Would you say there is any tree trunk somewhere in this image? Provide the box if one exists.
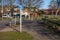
[52,10,54,15]
[52,10,54,18]
[55,9,59,17]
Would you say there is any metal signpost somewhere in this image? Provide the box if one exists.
[18,5,23,32]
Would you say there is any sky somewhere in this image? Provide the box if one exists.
[0,0,51,9]
[40,0,51,9]
[14,0,51,9]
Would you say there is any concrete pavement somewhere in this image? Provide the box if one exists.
[0,20,60,40]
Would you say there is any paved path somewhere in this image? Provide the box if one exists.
[0,20,60,40]
[0,20,13,32]
[14,20,60,40]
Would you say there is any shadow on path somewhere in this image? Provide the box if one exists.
[22,20,60,40]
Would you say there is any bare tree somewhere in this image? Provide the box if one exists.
[55,0,60,16]
[18,0,43,9]
[49,0,56,15]
[8,0,15,8]
[49,0,60,17]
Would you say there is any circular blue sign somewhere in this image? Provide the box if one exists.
[18,5,23,10]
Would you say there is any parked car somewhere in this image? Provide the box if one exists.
[2,14,12,18]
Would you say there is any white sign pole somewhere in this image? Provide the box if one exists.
[20,10,22,32]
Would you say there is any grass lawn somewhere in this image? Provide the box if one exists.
[0,31,33,40]
[0,17,11,20]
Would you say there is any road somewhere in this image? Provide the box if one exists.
[0,20,60,40]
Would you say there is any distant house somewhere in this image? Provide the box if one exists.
[42,9,52,15]
[42,9,59,15]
